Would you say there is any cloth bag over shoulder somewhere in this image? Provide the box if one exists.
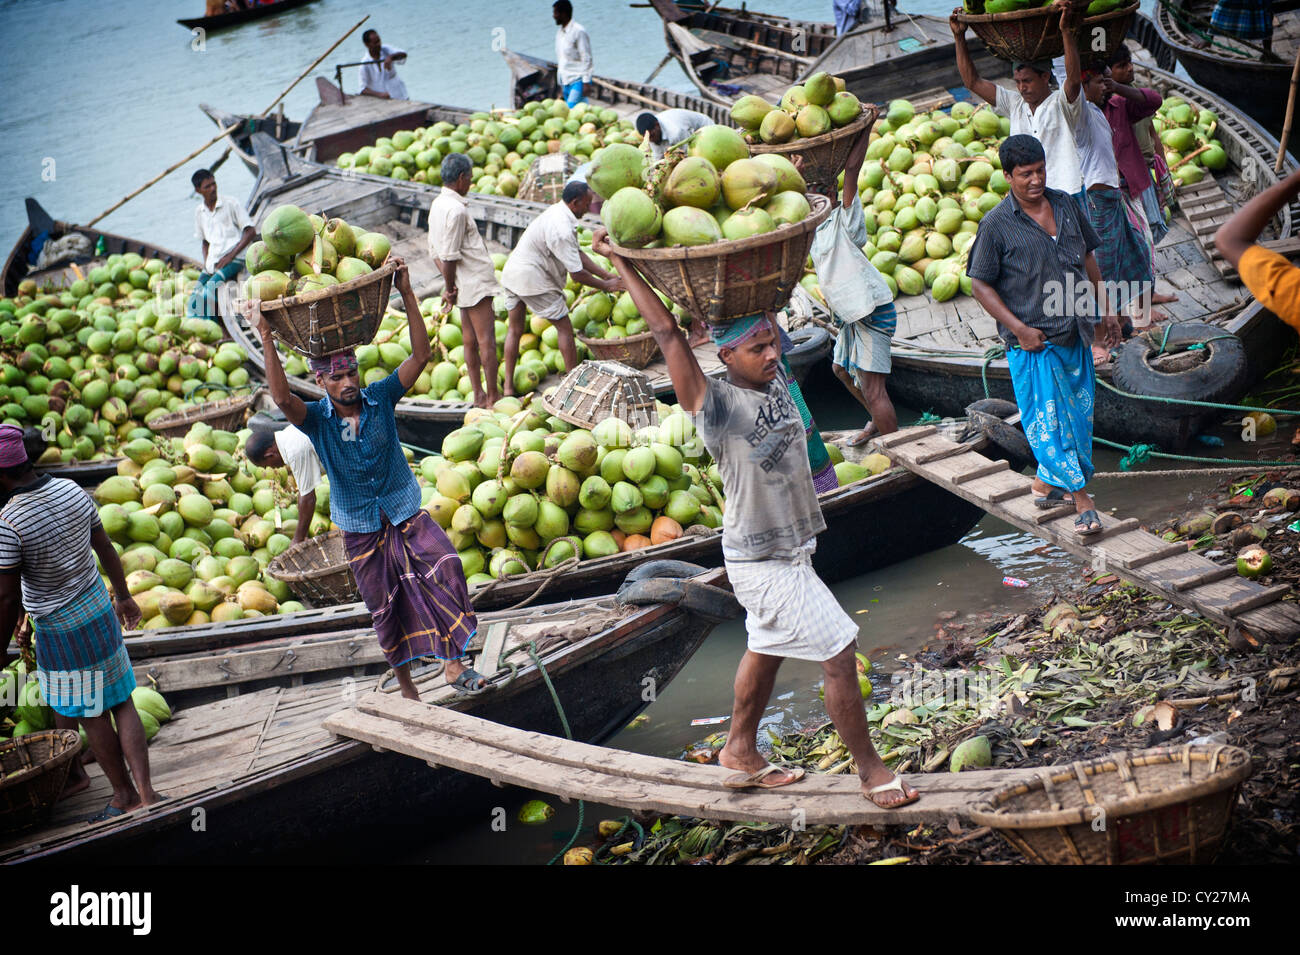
[808,200,894,324]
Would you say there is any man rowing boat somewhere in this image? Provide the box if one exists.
[593,232,919,810]
[250,260,486,699]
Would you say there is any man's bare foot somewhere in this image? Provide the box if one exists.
[485,391,501,407]
[1091,345,1111,365]
[59,771,92,801]
[472,393,489,409]
[1152,292,1179,304]
[862,769,920,808]
[846,423,879,448]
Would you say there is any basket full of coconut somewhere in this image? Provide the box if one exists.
[952,0,1137,64]
[589,124,832,326]
[242,203,396,359]
[730,71,878,194]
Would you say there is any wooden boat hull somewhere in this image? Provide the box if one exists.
[177,0,320,31]
[6,594,719,862]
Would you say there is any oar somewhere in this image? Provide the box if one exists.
[86,16,371,228]
[208,16,372,170]
[1276,46,1300,175]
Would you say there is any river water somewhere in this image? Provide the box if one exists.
[3,0,1253,863]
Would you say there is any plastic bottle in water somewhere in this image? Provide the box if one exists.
[94,236,106,256]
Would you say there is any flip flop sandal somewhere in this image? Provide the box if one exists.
[865,775,920,809]
[845,428,876,448]
[1034,488,1075,510]
[450,667,490,696]
[723,764,806,790]
[1074,509,1104,539]
[87,802,128,824]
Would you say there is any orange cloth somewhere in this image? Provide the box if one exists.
[1239,245,1300,331]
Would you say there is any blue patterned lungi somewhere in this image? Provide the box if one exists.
[1007,337,1096,493]
[32,581,135,718]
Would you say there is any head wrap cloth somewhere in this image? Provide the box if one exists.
[310,349,358,376]
[0,425,28,467]
[709,313,793,354]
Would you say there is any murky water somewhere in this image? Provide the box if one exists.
[4,0,1251,863]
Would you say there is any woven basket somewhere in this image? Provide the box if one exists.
[1,729,82,833]
[147,386,264,438]
[578,330,662,370]
[539,360,659,430]
[748,105,878,194]
[614,193,832,326]
[267,529,360,606]
[517,152,584,204]
[258,257,397,358]
[953,1,1138,63]
[968,743,1251,865]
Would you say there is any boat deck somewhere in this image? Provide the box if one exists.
[1,600,628,862]
[1164,0,1299,65]
[294,99,473,163]
[881,424,1300,643]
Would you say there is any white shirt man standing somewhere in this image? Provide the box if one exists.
[554,0,593,107]
[359,29,408,100]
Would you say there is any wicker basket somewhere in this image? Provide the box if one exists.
[517,152,584,204]
[1,729,82,833]
[267,529,360,606]
[147,386,264,438]
[578,330,662,370]
[748,105,878,194]
[953,1,1138,63]
[258,257,397,358]
[539,360,659,430]
[614,193,832,326]
[968,743,1252,865]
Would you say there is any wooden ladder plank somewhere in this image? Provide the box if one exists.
[1213,584,1292,617]
[1170,564,1236,592]
[876,425,935,448]
[1110,540,1192,571]
[952,459,1010,485]
[474,621,511,680]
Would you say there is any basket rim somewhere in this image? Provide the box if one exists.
[268,530,351,583]
[952,0,1138,26]
[0,729,82,793]
[259,255,399,312]
[967,744,1252,829]
[613,193,833,262]
[748,104,879,158]
[578,329,658,346]
[146,387,263,431]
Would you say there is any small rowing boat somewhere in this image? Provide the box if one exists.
[177,0,320,32]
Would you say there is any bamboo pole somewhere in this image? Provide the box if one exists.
[86,16,370,228]
[1276,46,1300,175]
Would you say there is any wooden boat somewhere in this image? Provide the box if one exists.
[846,61,1299,451]
[502,49,730,125]
[1153,0,1300,133]
[199,103,302,176]
[646,0,991,107]
[177,0,320,31]
[1,578,729,862]
[2,199,198,481]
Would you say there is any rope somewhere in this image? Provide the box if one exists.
[1094,376,1300,417]
[1091,464,1300,479]
[593,817,646,863]
[1092,434,1300,471]
[497,639,584,866]
[981,344,1006,399]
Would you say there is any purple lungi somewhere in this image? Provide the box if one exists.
[344,509,477,667]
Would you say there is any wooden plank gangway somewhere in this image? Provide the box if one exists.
[324,694,1048,825]
[879,425,1300,643]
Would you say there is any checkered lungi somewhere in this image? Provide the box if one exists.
[1086,187,1154,309]
[1210,0,1274,38]
[725,540,858,662]
[32,581,135,718]
[833,319,893,376]
[344,509,477,667]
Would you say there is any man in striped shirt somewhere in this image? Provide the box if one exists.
[0,427,161,819]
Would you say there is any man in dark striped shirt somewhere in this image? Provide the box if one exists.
[966,134,1122,539]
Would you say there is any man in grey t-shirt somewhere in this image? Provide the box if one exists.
[594,231,920,810]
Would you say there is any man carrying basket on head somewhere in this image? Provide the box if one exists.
[248,258,487,700]
[591,233,919,810]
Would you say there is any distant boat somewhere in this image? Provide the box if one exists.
[177,0,321,32]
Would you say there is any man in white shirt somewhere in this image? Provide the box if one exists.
[359,29,408,100]
[951,3,1087,212]
[554,1,593,107]
[188,167,254,323]
[635,109,714,161]
[498,181,621,395]
[245,426,325,546]
[429,153,503,408]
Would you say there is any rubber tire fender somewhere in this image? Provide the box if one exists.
[622,560,709,584]
[1111,322,1249,419]
[964,398,1033,463]
[616,577,743,623]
